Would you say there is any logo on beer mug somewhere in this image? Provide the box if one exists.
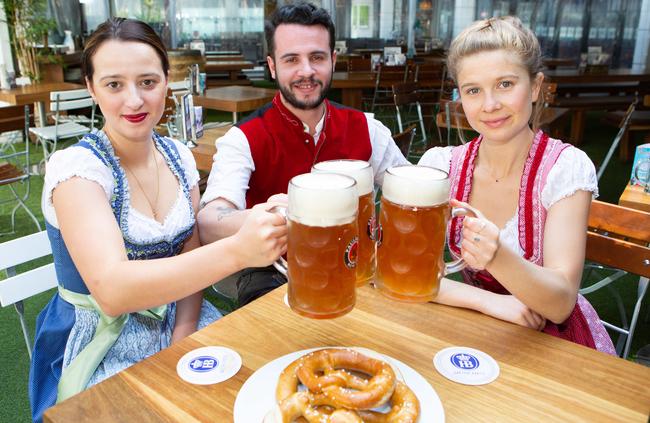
[345,236,359,269]
[312,159,376,286]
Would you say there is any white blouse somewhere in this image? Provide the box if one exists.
[418,145,599,255]
[42,134,200,243]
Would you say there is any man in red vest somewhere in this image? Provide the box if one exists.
[197,2,408,306]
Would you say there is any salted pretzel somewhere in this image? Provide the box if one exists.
[357,381,420,423]
[294,348,397,410]
[265,391,363,423]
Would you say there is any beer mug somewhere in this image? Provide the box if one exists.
[376,165,475,303]
[312,160,376,285]
[274,173,359,319]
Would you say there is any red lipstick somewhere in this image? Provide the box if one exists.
[123,113,147,123]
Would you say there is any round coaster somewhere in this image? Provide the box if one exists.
[433,346,499,385]
[176,346,242,385]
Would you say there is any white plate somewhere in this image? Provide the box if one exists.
[234,347,445,422]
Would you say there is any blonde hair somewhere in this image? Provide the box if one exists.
[447,16,542,81]
[447,16,546,132]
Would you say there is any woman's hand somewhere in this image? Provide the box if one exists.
[233,202,288,268]
[451,199,499,271]
[480,293,547,331]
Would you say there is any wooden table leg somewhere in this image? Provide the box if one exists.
[570,110,585,145]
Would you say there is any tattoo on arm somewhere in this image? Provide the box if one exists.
[214,206,238,222]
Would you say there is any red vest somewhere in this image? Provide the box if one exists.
[237,93,372,208]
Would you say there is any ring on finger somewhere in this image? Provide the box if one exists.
[473,236,480,242]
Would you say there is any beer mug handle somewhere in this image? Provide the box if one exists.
[444,206,479,275]
[270,205,288,276]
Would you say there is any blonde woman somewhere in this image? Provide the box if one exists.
[420,16,615,354]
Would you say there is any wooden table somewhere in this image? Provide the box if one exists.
[43,285,650,422]
[619,184,650,212]
[193,86,276,122]
[205,60,255,81]
[189,125,232,172]
[0,82,83,126]
[544,69,650,142]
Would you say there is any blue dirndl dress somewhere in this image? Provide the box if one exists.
[29,131,221,422]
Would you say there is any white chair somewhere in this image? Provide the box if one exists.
[579,200,650,359]
[0,231,57,358]
[29,88,95,163]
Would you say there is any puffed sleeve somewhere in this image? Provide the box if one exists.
[171,138,200,189]
[417,146,453,173]
[541,146,599,209]
[42,146,113,227]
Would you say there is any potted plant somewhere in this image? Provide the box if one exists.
[2,0,57,81]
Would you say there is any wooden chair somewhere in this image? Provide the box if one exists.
[392,124,417,159]
[392,82,433,145]
[0,231,57,358]
[580,200,650,358]
[602,95,650,161]
[371,64,409,115]
[0,104,41,234]
[537,82,570,138]
[436,100,474,145]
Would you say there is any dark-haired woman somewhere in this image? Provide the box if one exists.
[29,18,287,421]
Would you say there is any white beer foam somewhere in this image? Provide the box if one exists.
[312,160,374,196]
[382,165,449,207]
[289,173,358,226]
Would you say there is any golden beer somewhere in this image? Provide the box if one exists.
[376,165,472,303]
[287,219,358,319]
[275,172,359,319]
[312,160,376,285]
[377,198,449,302]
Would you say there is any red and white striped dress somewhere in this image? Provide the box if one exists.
[419,130,616,354]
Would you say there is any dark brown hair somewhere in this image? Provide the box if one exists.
[82,18,169,82]
[265,2,335,58]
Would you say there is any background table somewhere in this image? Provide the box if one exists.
[189,125,231,172]
[0,82,84,126]
[619,184,650,212]
[193,86,276,122]
[44,285,650,422]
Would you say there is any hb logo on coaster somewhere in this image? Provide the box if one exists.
[344,237,359,269]
[189,356,219,373]
[450,353,479,370]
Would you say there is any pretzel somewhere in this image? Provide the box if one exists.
[266,392,363,423]
[357,381,420,423]
[295,348,396,410]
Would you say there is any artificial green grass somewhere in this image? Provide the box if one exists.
[1,110,648,423]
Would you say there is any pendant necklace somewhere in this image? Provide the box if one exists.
[123,143,160,220]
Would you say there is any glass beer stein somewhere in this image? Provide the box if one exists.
[274,173,359,319]
[376,165,475,303]
[312,160,376,285]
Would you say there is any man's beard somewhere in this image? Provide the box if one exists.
[277,75,332,110]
